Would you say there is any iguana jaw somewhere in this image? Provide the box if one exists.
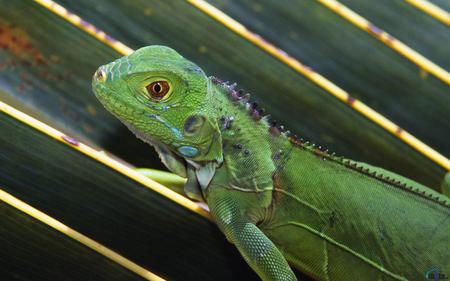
[121,116,220,197]
[119,118,188,178]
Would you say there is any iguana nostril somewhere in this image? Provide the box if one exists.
[94,68,107,83]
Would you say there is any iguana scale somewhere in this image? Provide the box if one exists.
[92,46,450,281]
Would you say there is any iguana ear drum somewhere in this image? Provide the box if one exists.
[184,115,206,136]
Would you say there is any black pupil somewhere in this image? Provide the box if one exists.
[153,83,162,93]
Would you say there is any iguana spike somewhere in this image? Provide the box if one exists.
[313,148,321,156]
[230,90,241,102]
[269,127,281,136]
[261,115,270,122]
[210,76,222,84]
[251,109,262,121]
[269,121,281,136]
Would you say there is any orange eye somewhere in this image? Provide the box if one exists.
[146,81,170,100]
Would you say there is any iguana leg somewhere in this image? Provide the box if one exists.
[135,166,206,202]
[207,188,297,281]
[135,168,186,194]
[441,172,450,197]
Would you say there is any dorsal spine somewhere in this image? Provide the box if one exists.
[210,76,449,208]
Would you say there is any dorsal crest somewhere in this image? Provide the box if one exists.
[211,76,449,208]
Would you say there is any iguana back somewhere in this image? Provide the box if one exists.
[263,139,449,280]
[206,78,449,280]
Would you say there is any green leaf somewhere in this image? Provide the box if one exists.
[0,201,147,281]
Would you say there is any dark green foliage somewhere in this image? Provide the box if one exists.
[0,202,146,281]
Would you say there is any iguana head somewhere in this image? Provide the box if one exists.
[92,46,223,164]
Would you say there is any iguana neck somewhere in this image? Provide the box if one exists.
[206,77,285,190]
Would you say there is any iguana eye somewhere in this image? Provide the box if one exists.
[146,81,170,101]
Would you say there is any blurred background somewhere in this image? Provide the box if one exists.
[0,1,449,280]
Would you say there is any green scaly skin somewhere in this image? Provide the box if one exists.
[92,46,450,281]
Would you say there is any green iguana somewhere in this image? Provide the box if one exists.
[92,46,450,281]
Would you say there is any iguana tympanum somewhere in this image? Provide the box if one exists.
[92,46,449,281]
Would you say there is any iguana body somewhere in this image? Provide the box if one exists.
[92,46,450,281]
